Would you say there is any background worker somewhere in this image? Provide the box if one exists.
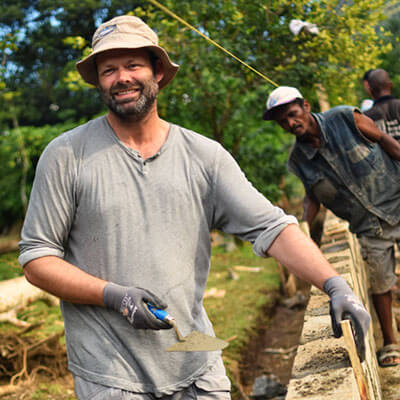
[19,16,370,399]
[262,86,400,368]
[364,68,400,142]
[362,69,375,98]
[360,69,375,112]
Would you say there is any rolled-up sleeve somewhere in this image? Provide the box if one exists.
[212,145,298,257]
[19,135,76,267]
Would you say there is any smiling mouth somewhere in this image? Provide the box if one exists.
[111,88,142,104]
[113,87,140,96]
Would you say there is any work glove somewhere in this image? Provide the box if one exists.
[103,282,171,330]
[323,276,370,360]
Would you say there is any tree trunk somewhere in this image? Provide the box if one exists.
[315,83,330,112]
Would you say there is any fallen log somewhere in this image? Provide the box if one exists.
[0,276,58,314]
[0,276,58,326]
[0,384,17,398]
[0,239,19,255]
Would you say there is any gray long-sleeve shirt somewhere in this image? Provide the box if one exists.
[19,116,297,396]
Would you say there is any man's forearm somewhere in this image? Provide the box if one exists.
[266,224,338,290]
[355,111,400,160]
[24,256,107,305]
[377,132,400,160]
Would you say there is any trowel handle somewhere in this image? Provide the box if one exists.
[147,303,175,325]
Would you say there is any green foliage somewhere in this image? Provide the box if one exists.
[0,251,22,279]
[0,0,393,227]
[130,1,389,197]
[0,121,81,230]
[31,383,75,400]
[378,2,400,99]
[236,122,295,202]
[0,0,143,128]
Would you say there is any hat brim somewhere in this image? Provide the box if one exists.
[262,97,299,120]
[76,36,179,89]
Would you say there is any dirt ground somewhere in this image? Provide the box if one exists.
[239,299,308,398]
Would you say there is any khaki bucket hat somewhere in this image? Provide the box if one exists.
[76,15,179,89]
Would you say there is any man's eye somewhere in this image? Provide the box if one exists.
[101,68,114,75]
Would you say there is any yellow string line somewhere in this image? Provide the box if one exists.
[147,0,278,87]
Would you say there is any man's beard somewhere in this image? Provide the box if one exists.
[99,76,159,121]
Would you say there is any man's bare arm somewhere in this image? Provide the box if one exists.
[354,111,400,160]
[266,224,338,290]
[24,256,107,305]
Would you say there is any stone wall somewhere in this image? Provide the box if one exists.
[286,211,382,399]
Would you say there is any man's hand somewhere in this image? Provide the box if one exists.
[103,283,172,330]
[323,276,371,339]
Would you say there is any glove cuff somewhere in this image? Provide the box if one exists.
[323,275,353,298]
[103,282,126,311]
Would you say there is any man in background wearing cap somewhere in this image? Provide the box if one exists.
[364,69,400,142]
[263,86,400,368]
[19,15,370,399]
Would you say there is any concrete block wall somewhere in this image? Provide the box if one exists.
[286,211,382,400]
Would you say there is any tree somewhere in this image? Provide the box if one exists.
[378,2,400,98]
[0,0,145,128]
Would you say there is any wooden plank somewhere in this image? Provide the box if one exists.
[341,320,370,400]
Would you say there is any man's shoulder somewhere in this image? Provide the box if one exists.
[317,105,356,128]
[321,105,355,118]
[173,124,220,146]
[171,124,235,173]
[39,116,107,166]
[364,96,400,119]
[172,124,223,156]
[45,116,106,151]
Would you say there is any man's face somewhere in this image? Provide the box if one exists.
[96,48,163,121]
[272,101,314,140]
[363,80,371,97]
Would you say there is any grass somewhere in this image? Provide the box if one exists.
[0,251,23,280]
[31,382,75,400]
[0,237,281,399]
[206,240,281,396]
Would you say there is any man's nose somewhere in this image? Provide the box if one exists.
[116,68,131,82]
[287,118,296,129]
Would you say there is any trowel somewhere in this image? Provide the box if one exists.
[147,304,229,352]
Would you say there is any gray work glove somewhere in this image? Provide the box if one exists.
[103,282,171,330]
[323,276,371,343]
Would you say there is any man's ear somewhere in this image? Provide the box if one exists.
[155,59,164,85]
[303,100,311,112]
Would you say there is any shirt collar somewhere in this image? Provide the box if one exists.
[373,95,396,105]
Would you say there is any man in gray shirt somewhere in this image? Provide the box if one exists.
[19,15,370,399]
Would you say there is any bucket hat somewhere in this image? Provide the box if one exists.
[262,86,303,120]
[76,15,179,89]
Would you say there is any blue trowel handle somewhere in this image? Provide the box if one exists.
[147,303,175,325]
